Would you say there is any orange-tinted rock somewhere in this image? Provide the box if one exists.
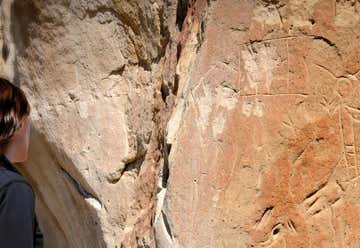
[1,0,360,247]
[160,0,360,247]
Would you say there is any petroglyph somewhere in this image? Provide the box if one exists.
[160,1,360,247]
[194,82,238,137]
[255,206,274,230]
[241,42,281,91]
[241,97,265,117]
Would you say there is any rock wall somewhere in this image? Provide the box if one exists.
[161,0,360,247]
[0,0,359,247]
[0,0,179,247]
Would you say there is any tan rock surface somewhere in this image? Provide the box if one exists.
[1,0,178,247]
[1,0,360,247]
[160,0,360,247]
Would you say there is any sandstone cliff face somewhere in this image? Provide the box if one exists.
[161,0,360,247]
[0,0,360,247]
[1,0,178,247]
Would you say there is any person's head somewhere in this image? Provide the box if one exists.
[0,78,31,163]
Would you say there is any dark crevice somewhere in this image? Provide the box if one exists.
[255,206,273,227]
[200,19,206,35]
[60,166,102,205]
[161,211,173,239]
[273,227,280,235]
[287,219,296,231]
[195,3,209,53]
[172,39,182,96]
[292,148,306,163]
[336,180,345,192]
[2,42,9,61]
[304,181,327,200]
[312,209,322,215]
[162,143,171,188]
[308,197,318,208]
[271,223,283,235]
[173,74,179,95]
[313,36,336,47]
[68,92,79,101]
[260,206,273,219]
[220,83,239,93]
[196,19,206,50]
[176,42,182,61]
[109,64,125,76]
[161,82,170,102]
[262,0,280,5]
[176,0,189,30]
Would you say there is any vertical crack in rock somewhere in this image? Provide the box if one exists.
[162,143,171,188]
[154,2,211,247]
[161,210,173,239]
[2,42,9,61]
[176,0,189,30]
[195,11,208,52]
[158,2,171,63]
[162,0,360,247]
[115,1,177,246]
[161,82,171,102]
[2,0,183,246]
[173,73,180,95]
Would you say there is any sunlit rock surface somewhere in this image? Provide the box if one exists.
[161,0,360,247]
[0,0,359,247]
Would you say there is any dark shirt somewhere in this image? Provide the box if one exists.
[0,154,43,248]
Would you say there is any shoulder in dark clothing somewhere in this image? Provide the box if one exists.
[0,154,44,247]
[0,181,35,247]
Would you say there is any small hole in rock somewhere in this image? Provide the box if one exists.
[2,43,9,61]
[273,227,280,235]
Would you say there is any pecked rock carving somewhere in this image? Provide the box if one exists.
[0,0,359,247]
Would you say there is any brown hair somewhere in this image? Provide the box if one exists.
[0,78,31,152]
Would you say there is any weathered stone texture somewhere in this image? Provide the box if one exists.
[161,0,360,247]
[1,0,360,247]
[1,0,178,247]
